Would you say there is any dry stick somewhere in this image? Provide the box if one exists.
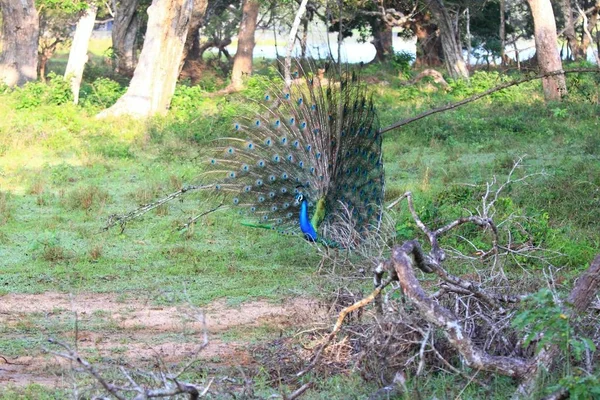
[102,184,213,232]
[389,192,523,310]
[296,276,396,378]
[379,67,600,134]
[179,203,224,232]
[48,336,209,399]
[47,339,128,400]
[285,382,314,400]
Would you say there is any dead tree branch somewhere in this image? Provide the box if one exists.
[387,242,530,377]
[103,184,214,232]
[46,307,212,399]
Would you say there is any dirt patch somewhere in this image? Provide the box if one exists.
[0,292,326,388]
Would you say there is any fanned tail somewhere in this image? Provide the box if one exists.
[204,63,384,244]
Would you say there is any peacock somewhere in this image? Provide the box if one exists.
[205,66,384,247]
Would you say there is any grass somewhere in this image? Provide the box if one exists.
[1,43,599,398]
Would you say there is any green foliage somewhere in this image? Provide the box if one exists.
[13,72,72,109]
[512,289,593,355]
[513,289,599,399]
[79,77,125,109]
[390,51,414,79]
[449,70,535,101]
[552,374,600,400]
[35,0,88,13]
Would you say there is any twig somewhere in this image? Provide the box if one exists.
[103,184,213,232]
[296,276,395,378]
[285,382,313,400]
[390,243,530,377]
[179,203,224,232]
[47,338,128,400]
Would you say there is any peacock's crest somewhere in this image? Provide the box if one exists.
[205,65,384,246]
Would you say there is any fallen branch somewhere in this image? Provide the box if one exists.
[388,242,531,377]
[103,184,213,232]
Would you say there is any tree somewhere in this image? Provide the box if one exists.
[97,0,195,118]
[371,19,394,62]
[559,0,580,60]
[424,0,469,79]
[64,3,98,104]
[0,0,39,87]
[527,0,567,100]
[228,0,259,90]
[37,0,88,82]
[180,0,210,62]
[111,0,141,76]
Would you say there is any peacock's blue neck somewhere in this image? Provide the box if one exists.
[299,199,318,241]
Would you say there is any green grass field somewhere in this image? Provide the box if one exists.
[0,45,599,398]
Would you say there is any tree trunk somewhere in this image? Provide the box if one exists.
[527,0,567,100]
[229,0,259,90]
[424,0,469,79]
[579,1,600,61]
[181,0,208,62]
[559,0,579,60]
[410,14,443,68]
[0,0,39,87]
[499,0,506,65]
[372,20,393,62]
[97,0,194,118]
[112,0,141,76]
[284,0,308,86]
[65,4,98,104]
[300,17,309,59]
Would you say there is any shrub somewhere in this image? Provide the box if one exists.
[13,72,72,109]
[79,77,125,109]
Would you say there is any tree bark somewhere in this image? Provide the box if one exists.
[527,0,567,100]
[284,0,309,87]
[97,0,194,118]
[65,4,98,104]
[499,0,506,65]
[229,0,259,90]
[559,0,579,60]
[181,0,208,62]
[410,13,443,68]
[579,1,600,62]
[0,0,39,87]
[372,20,393,62]
[424,0,469,79]
[112,0,141,76]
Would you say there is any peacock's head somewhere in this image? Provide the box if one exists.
[295,192,305,206]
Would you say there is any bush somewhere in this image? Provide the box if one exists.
[390,51,414,79]
[13,72,72,109]
[79,77,125,109]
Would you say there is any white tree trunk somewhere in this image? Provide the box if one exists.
[97,0,194,118]
[527,0,567,100]
[64,4,98,104]
[284,0,309,87]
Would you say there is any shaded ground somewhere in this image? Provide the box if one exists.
[0,292,326,388]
